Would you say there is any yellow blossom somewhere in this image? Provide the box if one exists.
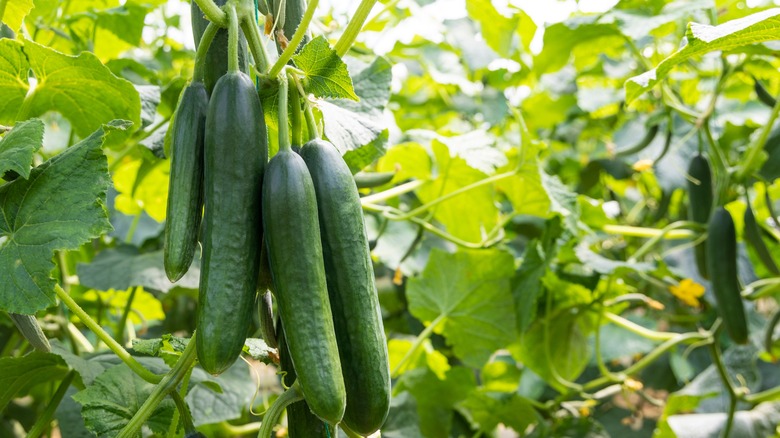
[633,159,654,172]
[669,278,705,307]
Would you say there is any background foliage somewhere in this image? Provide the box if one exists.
[1,0,780,437]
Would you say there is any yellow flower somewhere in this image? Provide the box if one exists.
[633,159,654,172]
[669,278,705,307]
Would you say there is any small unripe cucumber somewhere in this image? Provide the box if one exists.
[263,149,345,425]
[300,139,391,435]
[706,208,749,344]
[164,81,208,282]
[687,154,713,279]
[196,71,267,375]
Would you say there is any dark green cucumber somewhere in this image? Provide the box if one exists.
[196,71,267,375]
[687,154,713,279]
[753,76,777,108]
[744,203,780,275]
[262,149,345,425]
[257,244,277,349]
[354,171,396,189]
[271,0,309,54]
[9,313,50,352]
[191,0,249,94]
[615,124,659,157]
[277,320,329,438]
[164,81,208,282]
[300,139,390,435]
[706,208,749,344]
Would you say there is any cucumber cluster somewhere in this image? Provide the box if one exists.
[164,2,389,434]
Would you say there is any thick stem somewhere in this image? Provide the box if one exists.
[604,313,677,342]
[629,221,703,262]
[193,22,219,82]
[117,335,198,438]
[268,0,318,77]
[333,0,377,57]
[227,4,240,72]
[360,179,426,205]
[277,74,290,151]
[708,340,738,437]
[192,0,227,25]
[303,104,319,140]
[287,72,302,147]
[54,284,162,384]
[240,17,271,73]
[257,381,305,438]
[25,371,76,438]
[602,224,697,240]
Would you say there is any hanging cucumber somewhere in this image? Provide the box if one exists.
[744,202,780,275]
[163,80,208,282]
[706,208,749,344]
[277,320,330,438]
[196,8,268,375]
[753,76,777,108]
[271,0,310,54]
[300,138,391,435]
[687,154,713,279]
[8,313,51,353]
[190,0,249,94]
[257,245,277,349]
[354,171,396,189]
[262,76,345,425]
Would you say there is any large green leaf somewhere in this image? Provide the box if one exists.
[320,56,391,172]
[293,36,358,101]
[0,351,69,411]
[0,118,43,179]
[626,8,780,102]
[406,248,516,368]
[0,121,124,314]
[21,39,141,137]
[465,0,519,57]
[72,363,175,437]
[2,0,35,32]
[0,39,30,124]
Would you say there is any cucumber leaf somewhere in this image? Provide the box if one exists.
[0,121,124,314]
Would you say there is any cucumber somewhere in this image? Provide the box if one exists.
[196,71,267,375]
[300,139,390,435]
[614,124,659,157]
[164,81,208,282]
[262,148,345,425]
[706,208,749,344]
[9,313,51,353]
[277,320,329,438]
[687,154,713,279]
[257,243,277,348]
[354,171,396,189]
[271,0,309,54]
[190,0,249,94]
[753,76,777,108]
[744,203,780,275]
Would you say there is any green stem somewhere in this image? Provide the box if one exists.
[382,170,518,221]
[629,221,703,262]
[268,0,318,77]
[340,423,363,438]
[708,340,738,437]
[240,17,270,73]
[125,213,141,243]
[360,179,426,205]
[114,287,138,345]
[170,390,196,434]
[227,4,240,72]
[25,371,75,438]
[737,90,780,181]
[764,182,780,230]
[602,224,698,240]
[333,0,377,57]
[304,104,319,140]
[288,72,302,147]
[192,0,227,25]
[702,122,730,206]
[390,315,444,377]
[193,22,219,82]
[604,313,677,342]
[117,335,198,438]
[222,422,262,435]
[257,381,305,438]
[54,284,162,384]
[277,74,290,151]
